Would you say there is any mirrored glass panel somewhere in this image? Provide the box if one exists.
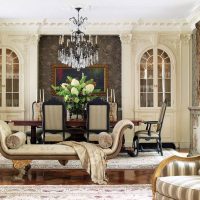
[6,49,19,107]
[140,49,154,107]
[157,49,171,107]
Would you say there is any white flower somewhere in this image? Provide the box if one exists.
[82,88,86,95]
[85,84,94,93]
[61,83,68,88]
[71,79,79,87]
[71,87,79,96]
[64,95,69,101]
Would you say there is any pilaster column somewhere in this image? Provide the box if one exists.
[120,33,134,119]
[179,33,191,148]
[24,34,40,119]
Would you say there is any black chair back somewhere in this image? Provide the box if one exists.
[42,98,66,143]
[86,98,110,141]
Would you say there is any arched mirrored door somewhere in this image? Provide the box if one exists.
[140,48,172,108]
[0,48,20,108]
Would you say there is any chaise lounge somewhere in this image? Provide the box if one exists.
[0,119,134,179]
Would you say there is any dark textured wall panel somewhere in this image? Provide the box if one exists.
[38,35,121,107]
[192,22,200,106]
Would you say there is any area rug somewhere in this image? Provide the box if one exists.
[0,149,179,169]
[0,184,152,200]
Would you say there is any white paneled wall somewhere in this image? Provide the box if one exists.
[0,22,192,147]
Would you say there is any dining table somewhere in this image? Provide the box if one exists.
[8,119,142,144]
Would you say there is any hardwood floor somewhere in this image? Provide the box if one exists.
[1,148,187,185]
[0,168,154,185]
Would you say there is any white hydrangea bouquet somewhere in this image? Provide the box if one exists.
[52,73,100,118]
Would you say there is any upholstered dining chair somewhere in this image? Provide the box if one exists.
[132,99,167,156]
[42,98,69,143]
[25,101,43,144]
[86,98,110,142]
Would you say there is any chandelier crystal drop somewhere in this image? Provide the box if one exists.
[58,7,99,71]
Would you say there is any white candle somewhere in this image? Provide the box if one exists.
[59,36,60,45]
[110,89,113,102]
[106,88,108,102]
[95,36,97,44]
[162,59,166,101]
[67,39,69,47]
[42,89,44,102]
[144,62,147,79]
[62,35,64,44]
[113,89,115,103]
[36,90,38,102]
[39,89,42,102]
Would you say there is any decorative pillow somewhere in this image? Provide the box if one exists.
[6,132,26,149]
[98,132,113,149]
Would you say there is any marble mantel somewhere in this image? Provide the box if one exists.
[188,106,200,156]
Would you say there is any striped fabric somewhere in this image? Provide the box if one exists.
[44,132,71,142]
[156,192,179,200]
[160,161,200,177]
[44,105,63,130]
[89,105,107,130]
[156,176,200,200]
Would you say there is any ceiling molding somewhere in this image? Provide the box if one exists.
[0,19,192,34]
[187,5,200,30]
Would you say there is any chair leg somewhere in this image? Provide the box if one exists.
[43,132,45,144]
[63,131,65,141]
[87,131,89,142]
[130,136,139,157]
[159,139,163,156]
[156,140,160,154]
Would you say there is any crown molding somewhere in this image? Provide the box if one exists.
[187,5,200,30]
[0,18,192,34]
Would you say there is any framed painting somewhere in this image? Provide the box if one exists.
[52,64,108,95]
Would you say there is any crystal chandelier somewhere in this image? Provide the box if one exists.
[58,7,99,71]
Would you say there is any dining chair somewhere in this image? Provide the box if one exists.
[132,99,167,156]
[86,97,110,142]
[42,98,69,143]
[25,101,43,144]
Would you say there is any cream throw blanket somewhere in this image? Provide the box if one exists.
[59,141,108,184]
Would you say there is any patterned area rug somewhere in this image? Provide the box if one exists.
[0,184,152,200]
[0,149,178,169]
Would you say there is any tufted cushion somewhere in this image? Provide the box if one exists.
[6,132,26,149]
[156,176,200,200]
[98,132,112,149]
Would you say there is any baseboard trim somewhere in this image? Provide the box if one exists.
[139,142,176,150]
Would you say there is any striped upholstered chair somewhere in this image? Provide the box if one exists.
[42,98,70,143]
[152,155,200,200]
[86,98,110,142]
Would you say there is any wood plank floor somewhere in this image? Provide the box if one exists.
[1,148,187,185]
[0,168,154,185]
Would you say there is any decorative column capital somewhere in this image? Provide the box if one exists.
[120,33,132,45]
[180,34,191,44]
[28,34,40,45]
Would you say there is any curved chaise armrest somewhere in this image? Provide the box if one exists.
[107,120,134,159]
[152,155,200,197]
